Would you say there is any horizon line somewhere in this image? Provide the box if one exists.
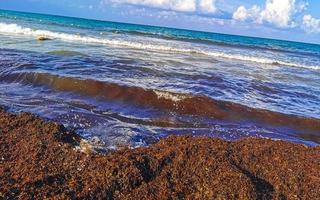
[1,8,320,46]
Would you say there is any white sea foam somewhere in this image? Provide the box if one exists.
[0,22,319,70]
[154,90,188,102]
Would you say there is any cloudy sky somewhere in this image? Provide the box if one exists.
[0,0,320,44]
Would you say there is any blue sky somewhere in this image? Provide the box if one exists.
[0,0,320,44]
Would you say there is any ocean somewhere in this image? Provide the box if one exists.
[0,9,319,148]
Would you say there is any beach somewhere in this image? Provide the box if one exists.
[1,108,319,199]
[1,9,320,199]
[0,10,320,148]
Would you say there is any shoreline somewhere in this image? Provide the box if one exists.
[0,108,319,199]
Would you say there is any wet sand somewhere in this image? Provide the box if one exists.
[0,107,319,199]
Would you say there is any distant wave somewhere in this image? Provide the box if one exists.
[0,22,319,70]
[113,29,320,57]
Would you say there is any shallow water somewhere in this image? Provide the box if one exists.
[0,9,319,148]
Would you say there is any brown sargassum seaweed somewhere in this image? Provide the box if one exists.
[0,108,319,199]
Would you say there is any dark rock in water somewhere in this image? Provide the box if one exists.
[0,108,319,199]
[37,36,51,41]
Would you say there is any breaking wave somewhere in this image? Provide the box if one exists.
[1,71,319,133]
[0,22,319,70]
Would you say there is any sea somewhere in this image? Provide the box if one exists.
[0,9,319,149]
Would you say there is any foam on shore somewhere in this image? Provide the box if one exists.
[0,22,319,70]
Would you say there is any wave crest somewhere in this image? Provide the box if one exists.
[1,72,319,134]
[0,22,319,70]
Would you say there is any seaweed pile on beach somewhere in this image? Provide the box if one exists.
[0,108,319,199]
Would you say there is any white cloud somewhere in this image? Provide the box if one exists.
[232,0,307,28]
[110,0,217,13]
[199,0,217,13]
[232,5,260,22]
[302,15,320,33]
[260,0,296,27]
[232,6,247,21]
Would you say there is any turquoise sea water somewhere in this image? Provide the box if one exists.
[0,9,319,148]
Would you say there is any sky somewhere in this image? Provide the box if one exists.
[0,0,320,44]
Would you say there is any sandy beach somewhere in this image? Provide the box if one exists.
[1,107,319,199]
